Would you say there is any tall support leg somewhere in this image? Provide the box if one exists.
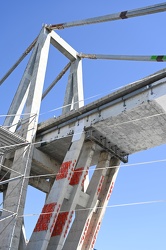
[0,27,50,250]
[62,58,84,114]
[18,223,27,250]
[63,153,120,250]
[47,141,96,250]
[0,155,3,176]
[82,157,120,250]
[26,124,85,250]
[3,33,41,132]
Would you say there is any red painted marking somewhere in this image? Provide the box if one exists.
[56,161,72,180]
[50,203,62,233]
[97,175,104,195]
[34,203,56,232]
[79,218,90,245]
[50,214,57,233]
[91,221,101,248]
[63,210,74,238]
[81,170,89,187]
[69,167,84,185]
[51,212,69,237]
[106,182,114,200]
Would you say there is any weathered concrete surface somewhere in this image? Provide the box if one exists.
[94,99,166,155]
[36,70,166,162]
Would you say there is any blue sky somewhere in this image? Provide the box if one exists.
[1,1,166,249]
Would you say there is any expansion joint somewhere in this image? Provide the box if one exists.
[85,128,128,163]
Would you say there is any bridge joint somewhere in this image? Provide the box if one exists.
[85,128,128,163]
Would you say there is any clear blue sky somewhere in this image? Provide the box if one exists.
[1,1,166,249]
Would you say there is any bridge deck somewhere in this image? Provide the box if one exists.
[0,126,27,155]
[36,68,166,164]
[37,68,166,133]
[1,68,166,190]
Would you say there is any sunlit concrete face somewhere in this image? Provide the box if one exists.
[93,100,166,155]
[37,78,166,162]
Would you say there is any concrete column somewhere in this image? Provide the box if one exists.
[26,131,85,250]
[62,151,113,250]
[3,37,40,132]
[0,27,50,250]
[82,157,120,250]
[62,58,84,114]
[18,223,27,250]
[47,141,96,250]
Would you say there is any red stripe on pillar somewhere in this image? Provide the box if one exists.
[56,161,72,180]
[106,182,114,200]
[34,203,56,232]
[91,221,101,249]
[51,212,69,237]
[79,218,90,245]
[97,175,104,195]
[69,167,84,185]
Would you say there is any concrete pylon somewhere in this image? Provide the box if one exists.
[82,157,120,250]
[62,57,84,114]
[26,122,86,250]
[26,138,120,250]
[62,153,120,250]
[47,141,96,249]
[0,22,123,250]
[0,27,50,250]
[0,26,87,250]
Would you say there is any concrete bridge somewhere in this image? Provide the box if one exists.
[0,3,166,249]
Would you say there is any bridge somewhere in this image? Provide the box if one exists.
[0,2,166,250]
